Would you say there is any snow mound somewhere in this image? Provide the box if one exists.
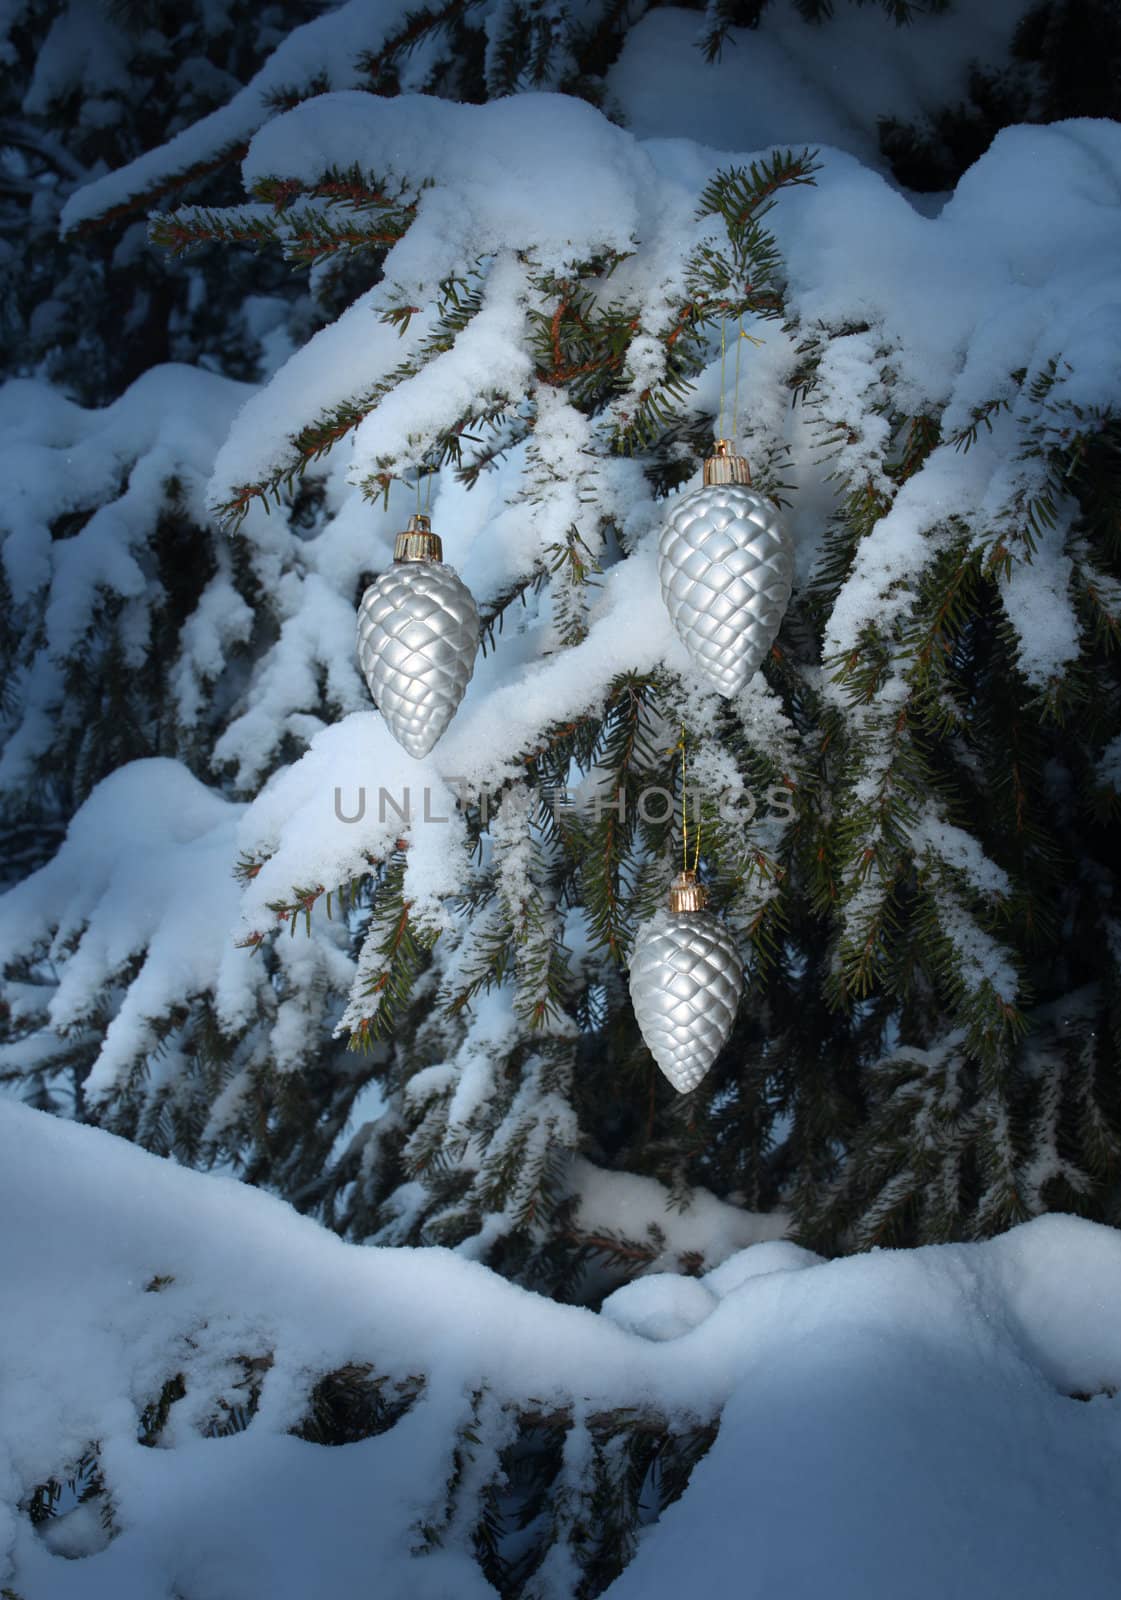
[3,1100,1121,1597]
[600,1275,719,1341]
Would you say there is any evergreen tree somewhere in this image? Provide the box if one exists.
[2,0,1120,1287]
[1,0,322,401]
[880,0,1121,191]
[0,0,322,880]
[3,8,1121,1588]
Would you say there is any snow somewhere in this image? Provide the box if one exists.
[8,22,1121,1590]
[211,571,370,789]
[600,1275,719,1340]
[46,91,1121,961]
[234,711,475,938]
[0,366,247,608]
[206,285,436,516]
[570,1157,788,1272]
[0,366,253,798]
[202,101,1121,813]
[207,89,659,509]
[24,1,133,118]
[4,1099,1121,1596]
[610,2,1035,172]
[0,760,256,1101]
[610,1239,1121,1599]
[909,809,1011,900]
[57,0,423,233]
[350,251,534,471]
[206,106,1121,963]
[59,0,1040,236]
[0,760,348,1125]
[242,91,654,274]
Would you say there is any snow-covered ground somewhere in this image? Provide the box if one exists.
[3,1097,1121,1597]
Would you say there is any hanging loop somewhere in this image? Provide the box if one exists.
[674,726,704,910]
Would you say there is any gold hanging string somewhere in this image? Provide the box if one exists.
[679,726,702,876]
[718,319,727,442]
[732,321,766,451]
[681,728,688,875]
[733,314,743,444]
[691,767,701,876]
[415,469,422,515]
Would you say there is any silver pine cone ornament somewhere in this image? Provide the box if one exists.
[629,871,743,1093]
[658,440,793,697]
[357,513,480,759]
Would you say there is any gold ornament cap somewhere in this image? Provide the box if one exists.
[394,513,444,563]
[669,869,708,913]
[703,439,752,487]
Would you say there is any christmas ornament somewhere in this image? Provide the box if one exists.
[356,513,480,759]
[658,439,793,697]
[629,870,743,1093]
